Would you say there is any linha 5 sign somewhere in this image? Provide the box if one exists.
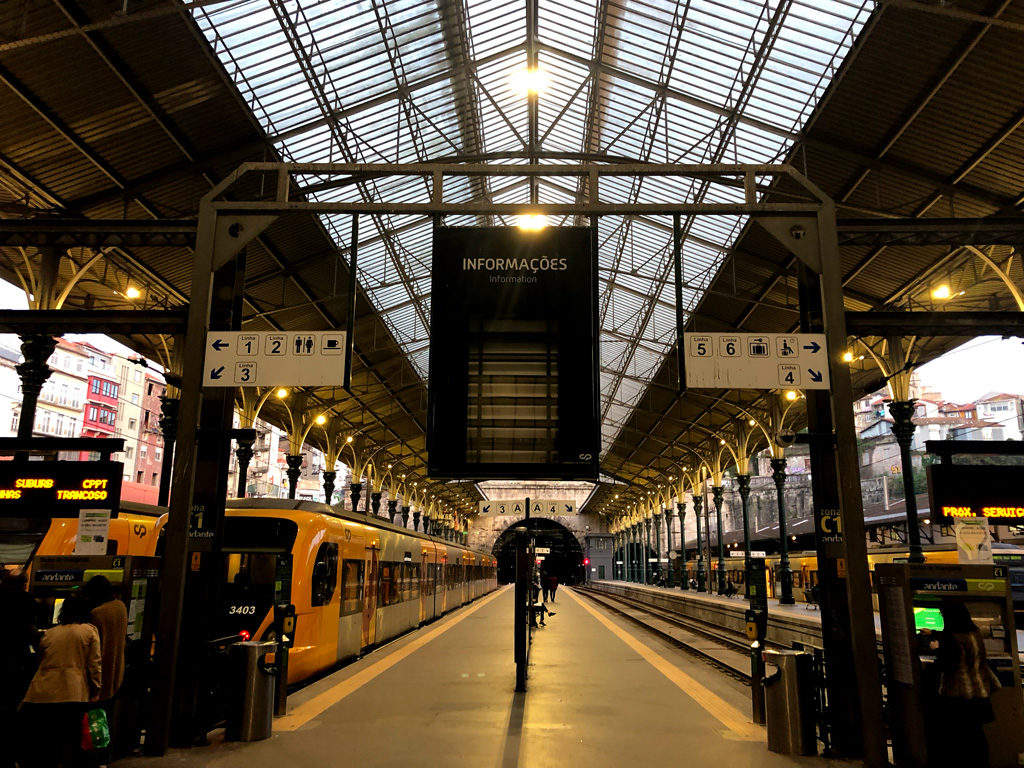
[0,462,123,517]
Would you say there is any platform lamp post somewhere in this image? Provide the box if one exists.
[235,387,277,498]
[704,441,731,595]
[766,389,804,604]
[342,435,374,514]
[661,485,675,588]
[720,417,764,599]
[281,393,339,501]
[669,473,687,590]
[692,477,706,593]
[643,504,653,585]
[397,474,411,528]
[652,493,663,585]
[310,413,350,506]
[860,336,925,564]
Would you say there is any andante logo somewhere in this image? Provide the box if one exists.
[462,257,568,273]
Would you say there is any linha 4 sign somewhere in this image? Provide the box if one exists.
[477,499,577,516]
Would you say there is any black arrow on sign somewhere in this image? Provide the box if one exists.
[808,369,823,383]
[802,341,821,353]
[210,366,225,380]
[211,339,229,351]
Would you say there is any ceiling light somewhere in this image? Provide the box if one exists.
[785,390,798,401]
[276,387,289,398]
[842,351,854,363]
[315,414,326,425]
[346,435,354,443]
[931,284,951,300]
[125,286,141,299]
[517,213,548,231]
[509,66,550,96]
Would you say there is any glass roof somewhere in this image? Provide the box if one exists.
[192,0,872,455]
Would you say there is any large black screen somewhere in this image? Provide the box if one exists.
[427,226,599,480]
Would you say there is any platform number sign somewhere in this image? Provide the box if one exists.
[203,330,347,387]
[685,332,830,390]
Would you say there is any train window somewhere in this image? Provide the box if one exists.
[340,559,363,616]
[310,543,338,607]
[405,564,420,601]
[222,552,292,636]
[379,563,399,606]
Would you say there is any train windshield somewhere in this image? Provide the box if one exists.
[0,518,51,570]
[220,517,297,637]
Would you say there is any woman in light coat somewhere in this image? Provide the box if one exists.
[20,594,101,768]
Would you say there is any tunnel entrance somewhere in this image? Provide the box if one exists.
[492,518,585,586]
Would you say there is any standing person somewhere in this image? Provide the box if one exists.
[84,575,127,761]
[0,569,39,768]
[547,573,558,603]
[541,571,550,603]
[934,602,1001,767]
[20,594,101,768]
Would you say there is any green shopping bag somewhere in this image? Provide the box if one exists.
[81,708,111,751]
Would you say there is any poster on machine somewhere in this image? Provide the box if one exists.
[73,509,110,555]
[955,518,993,563]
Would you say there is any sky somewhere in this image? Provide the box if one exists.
[1,278,1022,402]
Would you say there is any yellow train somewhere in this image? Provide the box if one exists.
[683,543,1024,604]
[155,499,497,684]
[35,500,163,558]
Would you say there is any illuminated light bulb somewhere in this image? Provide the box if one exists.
[842,351,854,363]
[785,390,798,401]
[346,435,354,443]
[749,419,756,426]
[509,65,550,96]
[517,213,548,231]
[125,286,141,299]
[720,439,726,445]
[276,387,289,398]
[931,284,951,300]
[315,414,327,425]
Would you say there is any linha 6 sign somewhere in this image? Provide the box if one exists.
[428,226,599,480]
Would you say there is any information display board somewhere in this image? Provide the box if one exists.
[0,461,123,517]
[428,226,599,479]
[928,464,1024,522]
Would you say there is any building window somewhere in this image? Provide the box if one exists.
[91,379,101,394]
[151,473,158,485]
[144,410,150,427]
[155,447,162,460]
[126,446,134,459]
[136,471,143,483]
[10,413,19,432]
[131,393,139,404]
[69,418,76,435]
[140,445,147,458]
[129,418,137,430]
[88,406,98,422]
[100,381,118,399]
[134,370,142,383]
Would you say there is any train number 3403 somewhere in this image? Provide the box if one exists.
[228,605,257,615]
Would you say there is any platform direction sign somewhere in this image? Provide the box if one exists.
[684,332,830,390]
[202,330,347,387]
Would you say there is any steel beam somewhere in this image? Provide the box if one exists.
[836,217,1024,247]
[0,309,188,335]
[0,219,197,248]
[845,310,1024,337]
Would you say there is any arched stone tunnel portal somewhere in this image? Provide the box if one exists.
[491,517,585,586]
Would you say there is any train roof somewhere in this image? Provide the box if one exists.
[224,498,494,559]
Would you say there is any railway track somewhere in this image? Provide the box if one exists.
[574,586,781,684]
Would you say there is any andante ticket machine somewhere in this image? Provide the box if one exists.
[877,563,1024,767]
[30,554,161,757]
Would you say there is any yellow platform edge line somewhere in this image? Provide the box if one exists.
[277,585,509,731]
[565,588,765,742]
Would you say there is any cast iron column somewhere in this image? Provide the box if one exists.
[888,399,924,563]
[676,502,687,590]
[387,499,398,523]
[15,334,57,449]
[322,471,336,505]
[693,495,706,592]
[643,518,652,584]
[423,511,431,535]
[737,474,752,599]
[412,509,421,531]
[771,457,795,604]
[370,491,382,518]
[712,485,726,594]
[401,505,410,528]
[157,395,179,507]
[621,531,629,582]
[663,507,674,588]
[285,454,302,500]
[350,482,362,514]
[234,439,254,498]
[653,512,662,584]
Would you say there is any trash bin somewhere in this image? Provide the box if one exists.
[763,648,816,755]
[225,641,277,742]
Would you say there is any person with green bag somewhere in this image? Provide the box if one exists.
[20,594,101,767]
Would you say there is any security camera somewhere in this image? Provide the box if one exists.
[777,428,797,447]
[789,225,806,240]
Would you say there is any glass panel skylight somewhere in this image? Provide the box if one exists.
[192,0,873,458]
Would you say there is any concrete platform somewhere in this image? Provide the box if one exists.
[123,585,841,767]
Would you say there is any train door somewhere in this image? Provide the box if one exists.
[419,550,429,623]
[440,558,448,613]
[361,548,379,648]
